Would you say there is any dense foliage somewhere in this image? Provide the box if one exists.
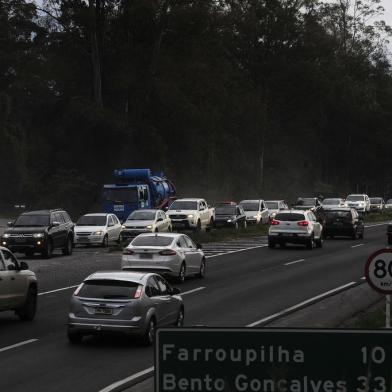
[1,0,392,215]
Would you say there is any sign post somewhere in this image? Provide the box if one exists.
[364,248,392,329]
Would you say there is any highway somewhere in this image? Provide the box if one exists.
[0,223,388,392]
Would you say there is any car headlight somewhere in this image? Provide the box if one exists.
[93,231,103,235]
[187,214,194,219]
[253,215,258,219]
[271,212,276,218]
[121,225,126,229]
[146,225,152,229]
[227,219,232,223]
[2,233,10,238]
[33,233,44,238]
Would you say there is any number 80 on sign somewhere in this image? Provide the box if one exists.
[365,249,392,294]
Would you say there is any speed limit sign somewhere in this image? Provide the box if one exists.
[365,249,392,294]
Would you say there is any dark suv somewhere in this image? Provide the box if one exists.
[2,209,75,258]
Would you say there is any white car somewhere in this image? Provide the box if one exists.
[120,209,172,242]
[239,200,269,224]
[74,213,122,247]
[0,247,37,321]
[345,194,370,213]
[167,198,215,232]
[121,233,206,283]
[385,199,392,209]
[265,200,289,219]
[369,197,385,212]
[268,210,323,249]
[321,198,346,210]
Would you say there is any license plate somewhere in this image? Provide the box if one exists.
[334,222,343,226]
[140,253,153,259]
[95,307,112,315]
[15,237,26,243]
[77,237,90,242]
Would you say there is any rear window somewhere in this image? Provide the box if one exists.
[77,280,140,299]
[326,211,352,219]
[275,213,305,221]
[322,199,340,205]
[131,236,173,247]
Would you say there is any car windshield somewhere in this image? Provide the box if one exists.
[347,195,364,201]
[326,211,352,219]
[127,211,156,221]
[275,213,305,221]
[295,198,316,206]
[323,199,341,205]
[266,201,279,209]
[169,201,198,210]
[240,202,259,211]
[215,206,236,215]
[370,198,382,203]
[131,236,173,247]
[77,215,107,226]
[102,188,138,203]
[13,214,50,227]
[77,280,140,299]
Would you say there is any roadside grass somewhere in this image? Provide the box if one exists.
[189,224,269,244]
[363,211,392,223]
[353,306,386,329]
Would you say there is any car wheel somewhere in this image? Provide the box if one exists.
[359,231,364,240]
[62,235,73,255]
[175,308,185,327]
[198,259,206,278]
[16,286,37,321]
[268,241,275,249]
[155,228,158,233]
[243,220,247,229]
[177,262,186,283]
[234,222,239,230]
[142,318,156,346]
[315,236,323,248]
[101,235,108,248]
[206,218,214,232]
[306,235,315,250]
[194,220,201,233]
[67,328,83,344]
[42,240,53,259]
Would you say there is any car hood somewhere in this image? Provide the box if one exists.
[167,210,194,214]
[123,220,154,228]
[75,225,106,232]
[4,226,46,234]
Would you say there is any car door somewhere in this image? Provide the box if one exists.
[111,214,122,238]
[1,249,26,308]
[156,211,165,232]
[155,276,178,325]
[50,212,65,247]
[308,212,321,239]
[0,257,10,310]
[183,235,202,272]
[107,215,116,240]
[260,201,268,224]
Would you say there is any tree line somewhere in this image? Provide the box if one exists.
[1,0,392,216]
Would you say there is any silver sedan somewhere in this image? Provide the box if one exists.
[67,271,184,345]
[121,233,206,283]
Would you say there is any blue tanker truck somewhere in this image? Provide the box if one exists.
[102,169,176,221]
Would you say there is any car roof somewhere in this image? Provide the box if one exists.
[134,233,182,239]
[22,209,64,215]
[347,194,366,196]
[266,200,285,202]
[173,198,204,202]
[129,209,158,213]
[325,207,352,211]
[240,200,263,203]
[85,271,152,283]
[276,209,308,214]
[82,213,110,217]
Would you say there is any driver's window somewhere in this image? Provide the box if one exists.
[2,250,18,270]
[155,276,170,295]
[145,278,160,297]
[199,203,204,211]
[184,236,195,249]
[236,207,241,215]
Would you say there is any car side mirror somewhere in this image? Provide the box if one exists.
[19,261,29,270]
[171,287,181,295]
[7,221,13,227]
[7,264,17,271]
[196,243,202,250]
[51,221,60,227]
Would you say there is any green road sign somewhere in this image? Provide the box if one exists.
[156,328,392,392]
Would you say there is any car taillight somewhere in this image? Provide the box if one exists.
[73,284,83,296]
[123,249,134,255]
[159,249,177,255]
[134,285,143,299]
[297,220,309,227]
[270,220,280,225]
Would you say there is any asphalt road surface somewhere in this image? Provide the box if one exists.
[0,223,388,392]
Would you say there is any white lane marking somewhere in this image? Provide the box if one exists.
[0,339,38,354]
[365,223,389,228]
[206,245,268,259]
[351,244,364,248]
[246,282,357,327]
[98,366,154,392]
[361,276,366,280]
[284,259,305,266]
[181,287,206,296]
[38,285,79,296]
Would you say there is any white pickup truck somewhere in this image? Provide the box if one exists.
[167,198,215,232]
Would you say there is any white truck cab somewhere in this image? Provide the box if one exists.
[167,198,215,231]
